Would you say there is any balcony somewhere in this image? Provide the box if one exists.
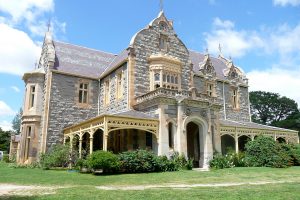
[135,87,221,105]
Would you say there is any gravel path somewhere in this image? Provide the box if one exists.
[95,180,296,190]
[0,184,65,196]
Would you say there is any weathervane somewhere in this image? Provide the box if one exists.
[160,0,164,11]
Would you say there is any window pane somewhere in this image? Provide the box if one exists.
[83,91,87,103]
[79,90,83,103]
[31,86,35,93]
[154,73,160,81]
[79,83,83,89]
[84,84,88,90]
[171,76,174,83]
[167,75,170,83]
[175,77,178,84]
[163,75,166,82]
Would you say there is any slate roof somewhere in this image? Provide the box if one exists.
[52,42,230,80]
[112,110,158,120]
[53,41,116,79]
[220,119,297,132]
[189,50,227,80]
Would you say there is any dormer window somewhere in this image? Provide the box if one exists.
[159,21,168,31]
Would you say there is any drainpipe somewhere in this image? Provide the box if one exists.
[98,79,101,115]
[222,82,226,120]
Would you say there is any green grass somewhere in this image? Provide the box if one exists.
[1,162,300,199]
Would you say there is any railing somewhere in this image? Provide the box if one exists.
[135,87,221,104]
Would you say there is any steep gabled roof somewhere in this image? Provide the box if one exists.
[53,41,116,79]
[189,50,228,80]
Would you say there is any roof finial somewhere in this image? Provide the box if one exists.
[160,0,164,12]
[47,18,51,32]
[218,43,222,55]
[205,47,209,54]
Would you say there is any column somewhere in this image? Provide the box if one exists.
[79,137,83,158]
[177,102,185,155]
[70,135,74,152]
[235,128,239,153]
[160,70,163,87]
[103,135,108,151]
[89,136,93,154]
[251,135,254,141]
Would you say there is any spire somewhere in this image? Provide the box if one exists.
[160,0,164,12]
[47,19,51,32]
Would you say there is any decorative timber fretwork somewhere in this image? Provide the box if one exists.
[220,125,299,144]
[63,114,159,139]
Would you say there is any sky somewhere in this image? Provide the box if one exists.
[0,0,300,131]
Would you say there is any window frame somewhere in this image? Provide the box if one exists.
[232,88,239,109]
[104,79,110,105]
[206,82,214,97]
[116,72,123,100]
[29,85,36,108]
[78,82,89,104]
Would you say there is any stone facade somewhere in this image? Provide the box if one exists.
[16,11,299,167]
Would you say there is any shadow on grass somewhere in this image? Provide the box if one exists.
[0,196,38,200]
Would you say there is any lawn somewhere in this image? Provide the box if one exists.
[0,162,300,199]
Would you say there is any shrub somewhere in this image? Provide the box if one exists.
[245,135,291,168]
[119,149,157,173]
[2,154,9,163]
[87,151,120,173]
[40,144,70,169]
[209,153,234,169]
[290,144,300,166]
[231,152,247,167]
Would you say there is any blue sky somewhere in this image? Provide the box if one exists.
[0,0,300,131]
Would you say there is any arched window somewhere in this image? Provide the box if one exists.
[167,75,170,83]
[175,76,178,84]
[163,74,166,82]
[154,73,160,81]
[171,76,174,83]
[168,122,174,149]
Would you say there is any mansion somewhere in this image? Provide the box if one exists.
[15,11,299,168]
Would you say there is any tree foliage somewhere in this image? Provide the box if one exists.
[11,108,22,134]
[250,91,299,125]
[0,127,11,153]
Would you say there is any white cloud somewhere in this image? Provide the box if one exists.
[0,0,54,23]
[273,0,300,6]
[213,17,234,29]
[11,86,20,93]
[0,23,41,75]
[0,101,15,116]
[248,68,300,105]
[0,120,13,131]
[204,18,264,58]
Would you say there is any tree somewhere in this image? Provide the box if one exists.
[0,127,11,153]
[11,108,22,134]
[250,91,299,125]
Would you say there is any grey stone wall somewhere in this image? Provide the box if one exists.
[99,63,128,114]
[131,15,191,97]
[46,73,98,149]
[193,76,205,94]
[217,82,250,122]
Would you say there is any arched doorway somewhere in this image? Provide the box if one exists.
[93,129,103,151]
[107,129,157,154]
[221,134,235,154]
[81,132,90,158]
[238,135,250,152]
[276,137,286,143]
[186,122,201,167]
[72,134,80,152]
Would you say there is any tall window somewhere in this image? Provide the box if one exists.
[79,83,88,104]
[29,86,36,108]
[104,80,110,105]
[24,126,32,160]
[116,72,123,99]
[207,83,214,97]
[168,122,174,149]
[159,36,167,50]
[232,89,238,109]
